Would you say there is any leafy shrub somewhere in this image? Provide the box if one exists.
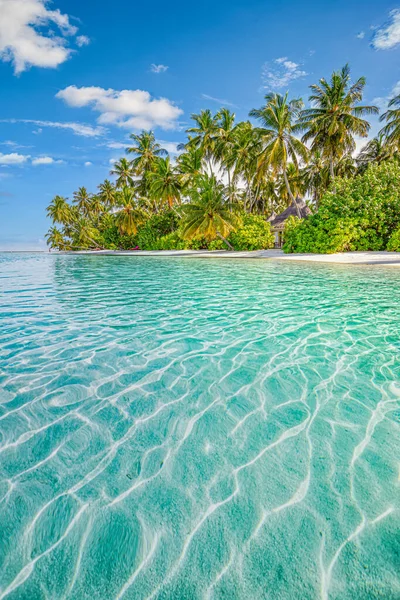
[284,160,400,253]
[208,239,225,250]
[229,214,274,250]
[136,210,179,250]
[387,227,400,251]
[153,232,186,250]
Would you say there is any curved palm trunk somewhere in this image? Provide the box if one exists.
[216,231,234,251]
[283,169,302,219]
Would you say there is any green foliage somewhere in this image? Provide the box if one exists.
[208,239,225,250]
[136,210,179,250]
[284,160,400,253]
[387,227,400,251]
[229,214,275,250]
[153,232,186,250]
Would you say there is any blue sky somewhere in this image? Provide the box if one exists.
[1,0,400,250]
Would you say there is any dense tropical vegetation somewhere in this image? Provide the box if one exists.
[46,65,400,253]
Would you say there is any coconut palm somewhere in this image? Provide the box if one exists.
[176,146,203,189]
[380,95,400,149]
[357,134,394,171]
[126,131,167,173]
[186,109,218,174]
[214,108,237,202]
[148,156,181,208]
[110,158,135,188]
[115,187,146,236]
[73,218,100,248]
[297,64,378,181]
[98,180,117,208]
[249,93,308,217]
[45,226,67,250]
[180,174,240,248]
[73,187,92,217]
[301,150,330,208]
[46,195,72,225]
[229,121,260,212]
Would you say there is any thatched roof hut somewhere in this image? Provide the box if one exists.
[269,199,311,233]
[268,199,312,247]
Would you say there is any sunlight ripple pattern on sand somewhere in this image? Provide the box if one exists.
[0,253,399,599]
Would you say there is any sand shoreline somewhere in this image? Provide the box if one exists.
[62,249,400,265]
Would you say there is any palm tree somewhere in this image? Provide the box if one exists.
[297,64,378,181]
[301,150,330,208]
[45,226,67,250]
[186,109,218,174]
[98,180,117,208]
[380,95,400,149]
[214,108,237,202]
[73,187,92,217]
[249,93,308,217]
[148,156,181,209]
[176,146,203,189]
[127,131,167,173]
[180,174,240,248]
[73,218,101,249]
[115,187,146,236]
[110,158,135,188]
[46,195,72,225]
[229,121,260,212]
[358,134,394,171]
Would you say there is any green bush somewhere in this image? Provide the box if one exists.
[284,160,400,254]
[229,214,275,250]
[136,210,179,250]
[208,239,225,250]
[153,232,186,250]
[387,227,400,251]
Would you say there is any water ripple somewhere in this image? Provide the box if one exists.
[0,253,399,599]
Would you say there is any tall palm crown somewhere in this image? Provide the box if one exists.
[98,180,117,208]
[148,156,181,208]
[46,195,72,225]
[45,226,66,250]
[110,158,135,188]
[249,93,308,213]
[186,109,218,173]
[115,187,146,236]
[73,187,92,217]
[180,174,240,245]
[126,131,167,174]
[297,64,378,179]
[357,134,394,170]
[176,147,203,188]
[379,95,400,149]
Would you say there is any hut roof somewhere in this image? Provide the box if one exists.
[269,199,311,231]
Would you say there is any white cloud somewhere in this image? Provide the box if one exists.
[1,118,105,137]
[0,0,87,74]
[156,140,181,155]
[357,32,365,39]
[109,158,117,164]
[373,80,400,111]
[31,156,64,165]
[76,35,90,47]
[56,85,183,130]
[84,161,92,166]
[262,57,308,89]
[372,9,400,50]
[105,141,127,149]
[150,64,168,73]
[0,152,29,164]
[201,94,238,108]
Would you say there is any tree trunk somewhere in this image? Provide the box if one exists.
[283,170,301,219]
[216,231,234,251]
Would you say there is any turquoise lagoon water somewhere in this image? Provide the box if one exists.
[0,252,399,600]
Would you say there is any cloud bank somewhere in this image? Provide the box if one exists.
[56,85,183,130]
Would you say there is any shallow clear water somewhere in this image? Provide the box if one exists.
[0,253,399,600]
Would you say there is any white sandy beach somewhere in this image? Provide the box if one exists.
[67,249,400,265]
